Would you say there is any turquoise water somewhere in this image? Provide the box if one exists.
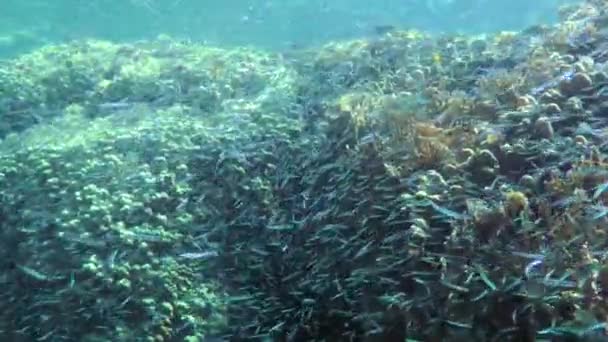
[0,0,576,57]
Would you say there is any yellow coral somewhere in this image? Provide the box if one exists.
[504,191,528,218]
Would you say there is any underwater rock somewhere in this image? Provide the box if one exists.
[592,101,608,117]
[558,72,592,97]
[469,39,487,54]
[519,174,536,190]
[472,100,499,118]
[543,103,561,114]
[411,69,426,81]
[563,97,584,113]
[466,198,507,242]
[461,149,500,185]
[515,95,536,109]
[534,116,554,139]
[538,89,564,104]
[592,71,608,83]
[561,54,576,64]
[598,264,608,292]
[442,163,459,177]
[496,88,519,107]
[574,134,589,145]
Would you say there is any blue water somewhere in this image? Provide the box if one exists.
[0,0,577,57]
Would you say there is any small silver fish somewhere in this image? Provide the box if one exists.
[178,251,219,259]
[524,259,543,277]
[97,101,134,111]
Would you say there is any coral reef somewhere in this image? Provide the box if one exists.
[3,0,608,340]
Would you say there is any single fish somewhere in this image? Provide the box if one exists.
[178,251,219,259]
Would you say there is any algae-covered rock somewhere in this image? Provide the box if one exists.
[0,37,308,337]
[0,39,300,138]
[0,107,235,341]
